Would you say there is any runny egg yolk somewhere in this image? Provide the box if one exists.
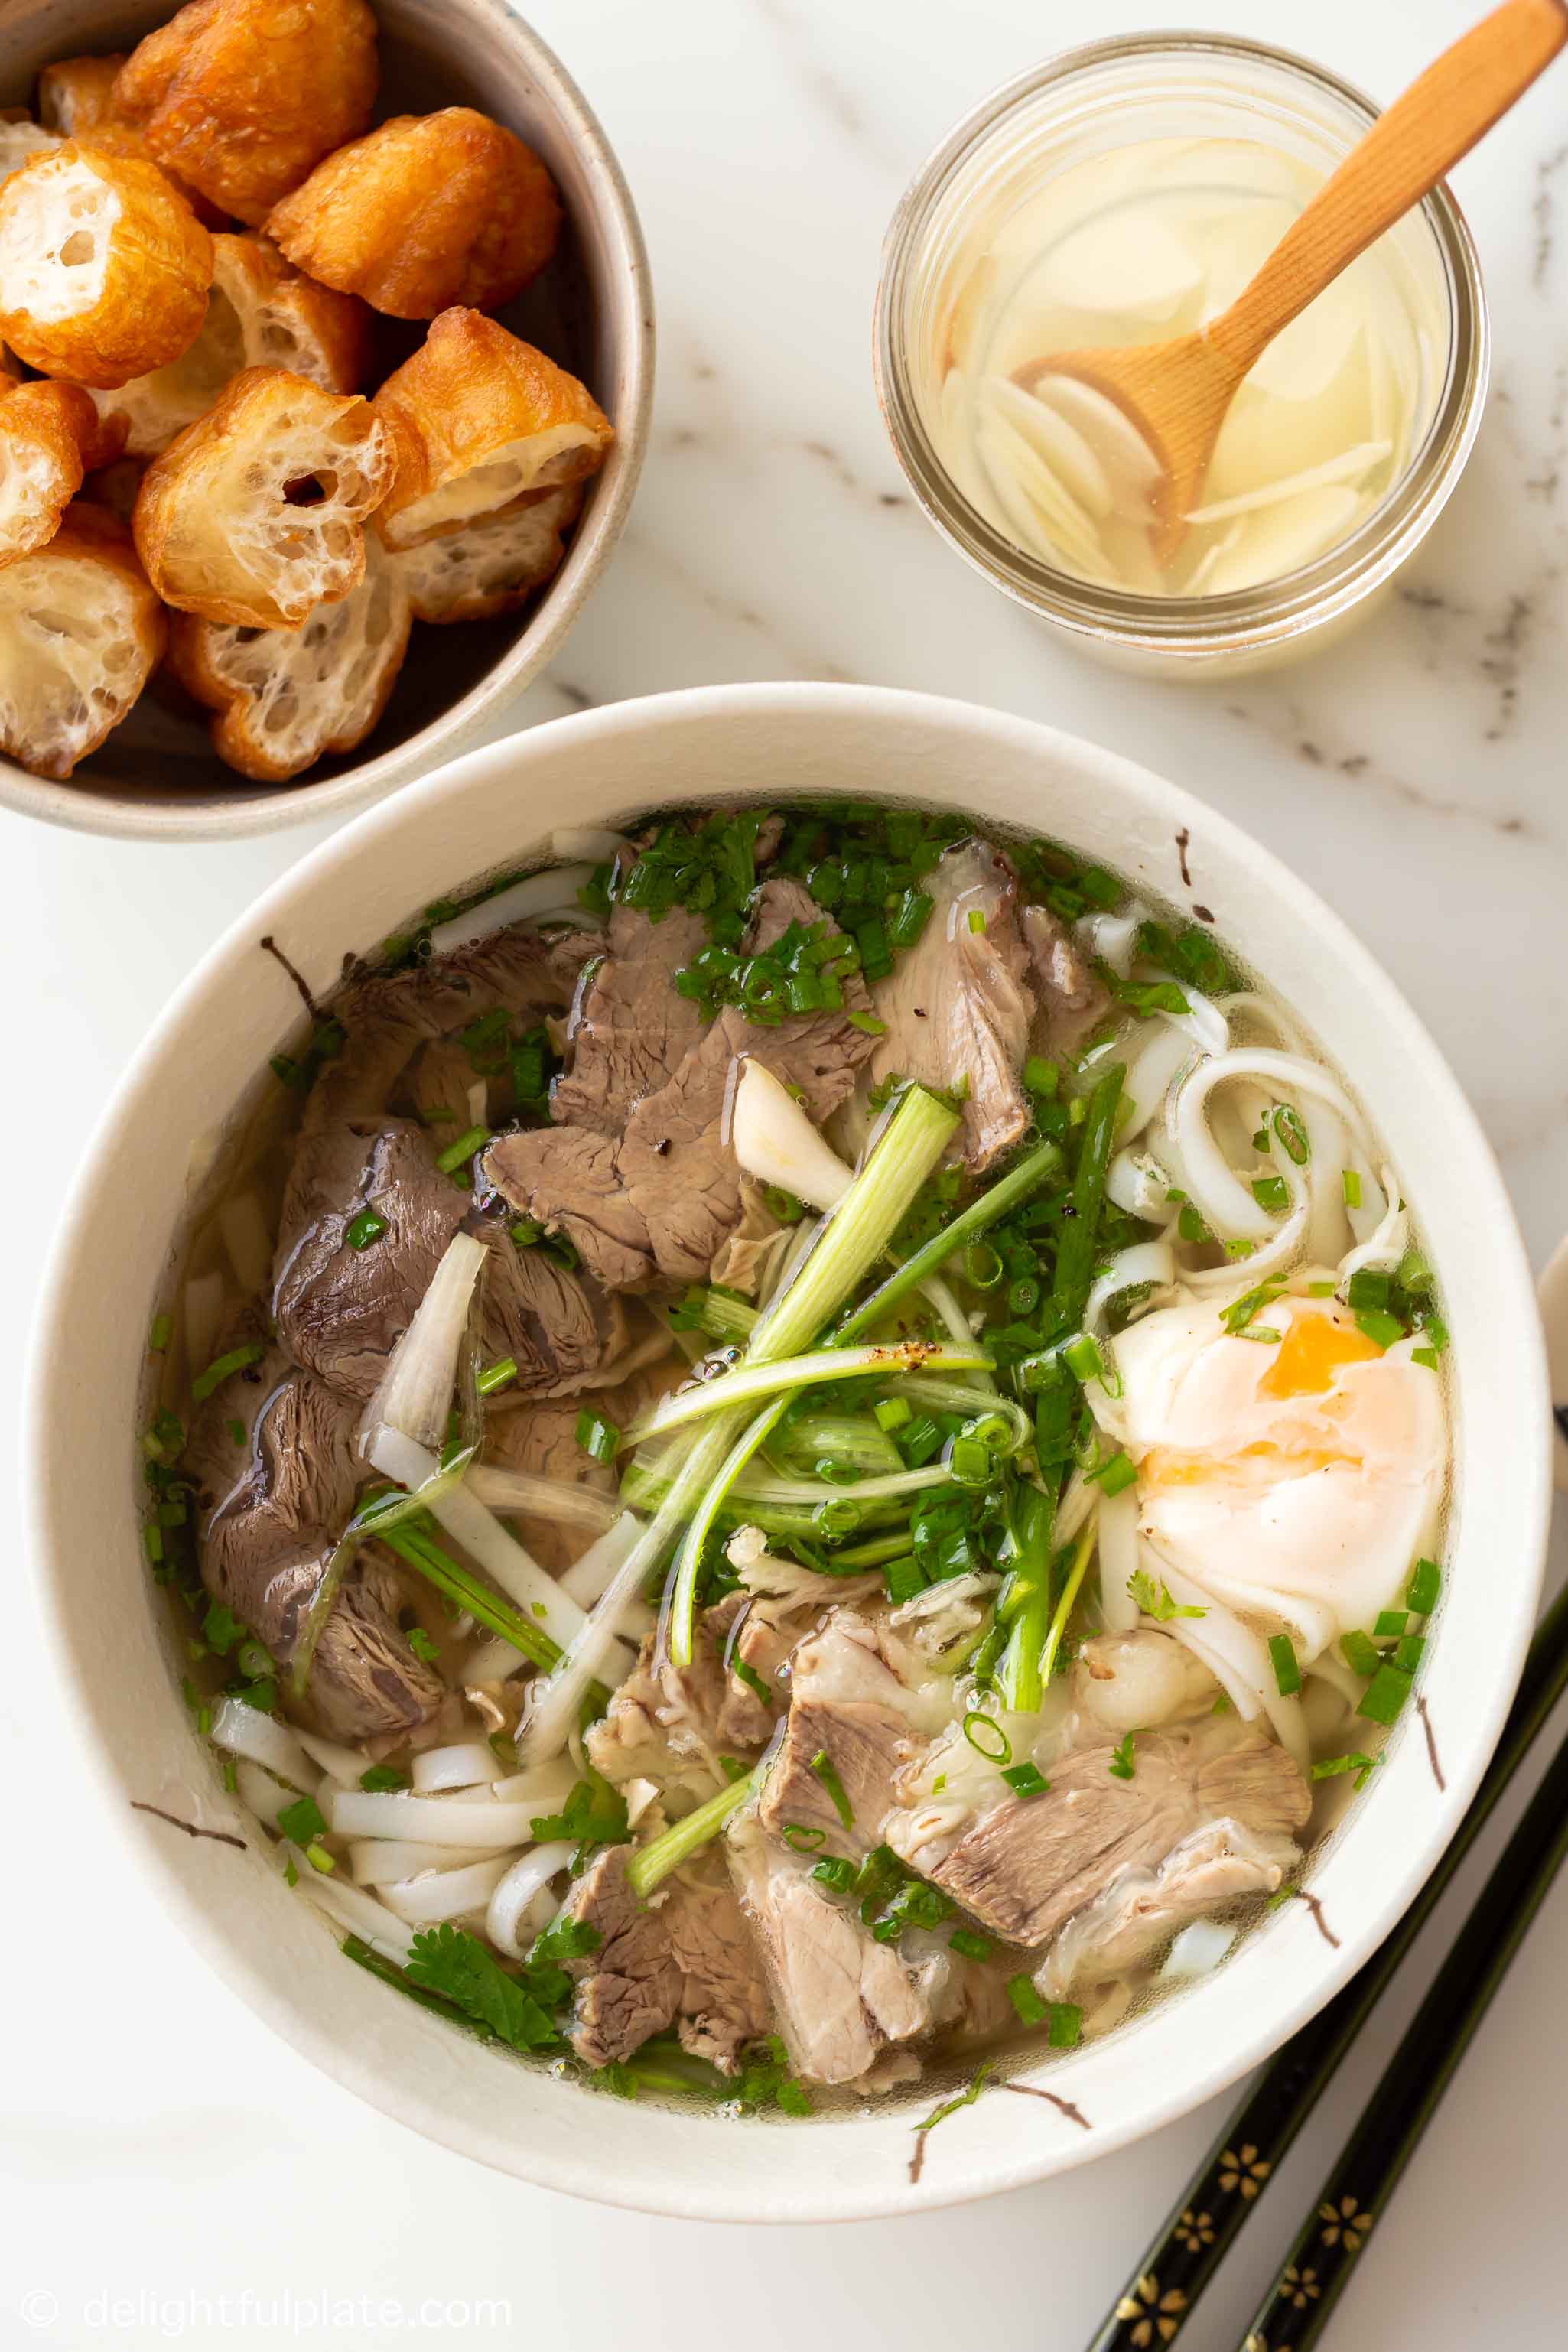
[1259,1309,1383,1398]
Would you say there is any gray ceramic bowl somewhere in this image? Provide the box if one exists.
[0,0,653,841]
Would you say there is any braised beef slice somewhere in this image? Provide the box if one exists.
[184,1330,443,1742]
[565,1845,771,2074]
[1037,1820,1293,1999]
[756,1610,925,1862]
[478,1355,679,1576]
[1020,903,1111,1056]
[274,1119,633,1404]
[866,841,1035,1171]
[566,1846,683,2067]
[548,903,711,1134]
[727,1817,931,2087]
[929,1728,1311,1948]
[306,926,595,1134]
[481,879,876,1289]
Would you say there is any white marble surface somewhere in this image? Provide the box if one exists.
[3,0,1566,2344]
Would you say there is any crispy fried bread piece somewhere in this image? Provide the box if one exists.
[35,54,126,134]
[93,229,370,457]
[372,308,610,550]
[37,54,228,226]
[134,364,391,627]
[114,0,378,227]
[0,138,213,387]
[168,531,410,779]
[0,504,164,777]
[0,379,127,566]
[266,109,561,319]
[388,480,581,623]
[0,112,60,188]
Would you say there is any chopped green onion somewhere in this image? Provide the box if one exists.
[1311,1751,1381,1789]
[1272,1105,1311,1165]
[1090,1450,1137,1497]
[1250,1176,1288,1212]
[1022,1056,1058,1097]
[435,1124,489,1176]
[1358,1662,1413,1726]
[359,1765,409,1792]
[1407,1557,1441,1615]
[346,1209,388,1251]
[477,1357,518,1398]
[190,1342,264,1404]
[1353,1307,1404,1350]
[1342,1169,1362,1209]
[1108,1732,1137,1780]
[1394,1634,1426,1674]
[1268,1633,1301,1696]
[1047,2002,1082,2049]
[967,908,986,934]
[1411,1346,1440,1370]
[1001,1762,1049,1799]
[1006,1974,1046,2026]
[963,1712,1012,1765]
[948,1927,994,1962]
[784,1823,825,1852]
[963,1241,1004,1291]
[847,1010,886,1036]
[148,1313,172,1353]
[575,1409,620,1463]
[1341,1628,1381,1678]
[809,1749,855,1831]
[810,1856,858,1893]
[874,1397,912,1433]
[1374,1609,1409,1638]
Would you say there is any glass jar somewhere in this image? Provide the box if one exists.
[873,33,1488,679]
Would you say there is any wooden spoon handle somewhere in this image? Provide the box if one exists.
[1211,0,1567,376]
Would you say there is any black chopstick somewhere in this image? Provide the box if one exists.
[1086,1578,1568,2352]
[1238,1710,1568,2349]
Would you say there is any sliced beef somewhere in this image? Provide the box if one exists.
[756,1609,926,1862]
[587,1593,779,1784]
[275,1121,467,1400]
[728,1817,932,2087]
[305,926,595,1134]
[481,880,876,1290]
[480,1124,655,1293]
[666,1878,773,2072]
[1036,1820,1295,2001]
[1021,903,1110,1056]
[184,1329,444,1742]
[565,1845,682,2067]
[564,1845,771,2074]
[926,1724,1310,1948]
[548,903,711,1134]
[866,841,1036,1171]
[274,1119,634,1404]
[478,1354,679,1575]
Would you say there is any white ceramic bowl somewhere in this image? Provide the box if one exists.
[0,0,653,841]
[25,684,1549,2218]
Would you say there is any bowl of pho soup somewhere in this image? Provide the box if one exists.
[27,683,1547,2217]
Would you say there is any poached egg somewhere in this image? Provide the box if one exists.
[1112,1292,1446,1659]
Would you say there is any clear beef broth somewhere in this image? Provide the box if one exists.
[146,805,1450,2118]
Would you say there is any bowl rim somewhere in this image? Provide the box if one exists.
[0,7,655,844]
[24,682,1550,2217]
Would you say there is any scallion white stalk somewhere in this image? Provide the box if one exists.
[626,1339,990,1446]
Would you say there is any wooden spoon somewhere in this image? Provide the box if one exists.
[1014,0,1568,562]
